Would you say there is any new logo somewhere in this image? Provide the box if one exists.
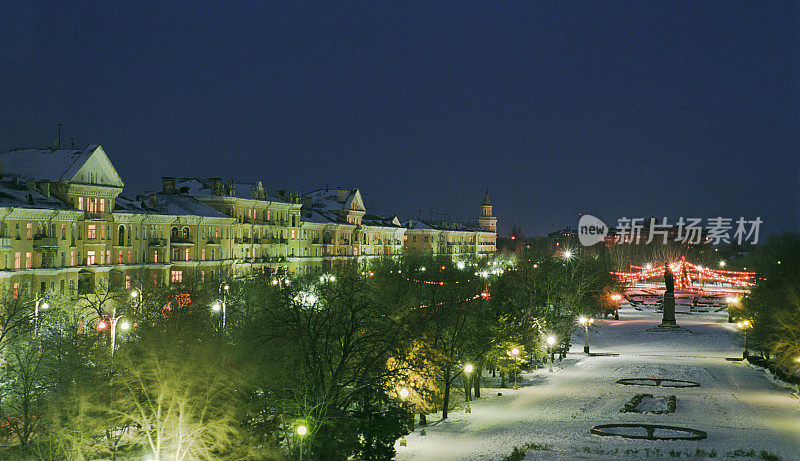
[578,215,608,246]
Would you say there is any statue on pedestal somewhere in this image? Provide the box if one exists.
[662,265,677,325]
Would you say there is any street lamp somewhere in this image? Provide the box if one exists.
[546,335,557,372]
[296,424,308,461]
[579,316,595,354]
[510,348,520,389]
[464,364,474,402]
[217,283,229,329]
[33,295,49,336]
[736,320,751,359]
[562,250,573,260]
[726,296,740,323]
[99,307,128,356]
[130,287,143,315]
[610,293,622,320]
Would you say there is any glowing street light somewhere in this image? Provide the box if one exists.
[736,320,752,359]
[510,348,520,389]
[562,250,573,260]
[33,295,49,336]
[398,387,410,400]
[130,287,143,315]
[579,316,595,354]
[726,296,741,323]
[457,261,466,270]
[296,424,308,461]
[546,335,557,372]
[719,260,726,268]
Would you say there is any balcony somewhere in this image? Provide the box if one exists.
[149,238,167,247]
[170,236,194,245]
[33,236,59,248]
[206,237,222,245]
[84,211,105,220]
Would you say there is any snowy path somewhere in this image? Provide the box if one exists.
[396,308,800,460]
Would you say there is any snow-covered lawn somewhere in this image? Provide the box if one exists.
[396,307,800,460]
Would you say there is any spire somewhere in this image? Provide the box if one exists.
[481,187,491,206]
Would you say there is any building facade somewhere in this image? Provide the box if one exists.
[0,145,496,298]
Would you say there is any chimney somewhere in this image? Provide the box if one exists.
[227,179,235,196]
[337,188,348,204]
[148,195,159,208]
[26,178,36,190]
[209,178,222,196]
[161,177,176,195]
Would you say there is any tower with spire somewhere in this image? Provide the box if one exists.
[477,187,497,232]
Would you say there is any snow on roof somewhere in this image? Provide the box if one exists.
[362,214,404,228]
[172,178,288,203]
[304,188,360,212]
[116,194,231,218]
[0,145,99,181]
[0,179,74,210]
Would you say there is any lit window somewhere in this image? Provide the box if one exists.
[106,250,110,263]
[125,275,131,289]
[184,248,189,260]
[87,225,96,239]
[86,251,96,265]
[171,270,183,283]
[26,223,31,239]
[14,252,20,269]
[100,251,105,265]
[99,198,105,213]
[25,252,31,269]
[291,229,295,239]
[78,197,84,210]
[70,251,75,266]
[13,282,19,298]
[118,250,123,263]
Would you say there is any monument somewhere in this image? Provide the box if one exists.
[662,266,677,325]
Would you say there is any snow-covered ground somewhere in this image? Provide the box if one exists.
[396,307,800,460]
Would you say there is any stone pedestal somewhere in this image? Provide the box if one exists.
[662,292,676,325]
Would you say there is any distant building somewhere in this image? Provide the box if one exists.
[0,144,496,299]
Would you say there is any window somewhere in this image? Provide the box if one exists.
[25,252,31,269]
[86,251,96,265]
[100,251,105,265]
[13,282,19,298]
[171,270,182,283]
[78,197,84,210]
[61,224,66,239]
[26,223,31,239]
[70,251,75,266]
[118,250,123,263]
[99,198,105,213]
[69,280,74,297]
[125,275,131,290]
[106,250,110,263]
[154,250,158,263]
[201,249,205,260]
[14,252,20,269]
[87,225,96,239]
[412,236,416,242]
[60,280,64,294]
[184,248,189,260]
[291,229,295,240]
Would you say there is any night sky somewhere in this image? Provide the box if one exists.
[1,2,797,237]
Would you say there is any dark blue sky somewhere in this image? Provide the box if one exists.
[1,2,797,237]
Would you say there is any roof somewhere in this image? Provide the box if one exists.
[482,188,491,206]
[115,194,231,218]
[362,214,404,228]
[0,179,75,211]
[0,145,99,182]
[171,178,289,203]
[304,188,365,212]
[404,218,487,233]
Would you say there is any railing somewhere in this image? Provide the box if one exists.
[170,236,194,244]
[149,238,167,246]
[206,237,222,245]
[33,236,59,248]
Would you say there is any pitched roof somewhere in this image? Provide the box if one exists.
[482,187,491,206]
[0,145,99,182]
[0,179,75,210]
[115,194,231,218]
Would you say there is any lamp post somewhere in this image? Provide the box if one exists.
[130,287,143,316]
[296,424,308,461]
[98,308,130,356]
[610,293,622,320]
[579,316,595,354]
[33,295,49,336]
[726,296,740,323]
[546,335,556,372]
[464,364,474,402]
[218,283,229,329]
[510,348,520,389]
[736,320,751,359]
